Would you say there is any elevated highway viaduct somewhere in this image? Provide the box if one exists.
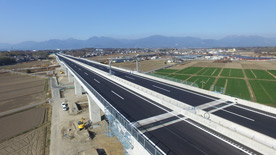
[56,54,272,155]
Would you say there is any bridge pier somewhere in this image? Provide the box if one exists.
[74,79,83,95]
[68,71,74,82]
[87,94,101,123]
[64,68,68,75]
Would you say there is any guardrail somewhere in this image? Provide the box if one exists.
[61,59,165,155]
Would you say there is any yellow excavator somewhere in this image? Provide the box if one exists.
[60,71,64,74]
[78,117,85,130]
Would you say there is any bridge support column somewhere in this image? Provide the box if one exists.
[64,68,68,75]
[87,94,101,123]
[60,63,65,70]
[74,80,82,95]
[68,71,74,82]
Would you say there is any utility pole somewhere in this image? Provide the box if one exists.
[136,58,139,72]
[200,80,206,89]
[108,58,113,75]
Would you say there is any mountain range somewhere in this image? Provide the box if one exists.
[1,35,276,50]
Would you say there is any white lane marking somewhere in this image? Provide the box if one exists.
[221,109,255,121]
[234,104,276,120]
[111,90,124,100]
[78,68,81,71]
[94,79,100,84]
[84,72,88,75]
[152,85,171,92]
[125,76,135,80]
[61,55,253,155]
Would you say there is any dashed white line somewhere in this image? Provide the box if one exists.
[84,72,88,75]
[78,68,81,71]
[222,109,255,121]
[94,79,100,84]
[111,90,124,100]
[125,76,135,80]
[152,85,170,92]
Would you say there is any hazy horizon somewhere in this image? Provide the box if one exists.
[1,0,276,44]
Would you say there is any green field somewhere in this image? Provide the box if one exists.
[269,70,276,76]
[245,69,275,79]
[153,66,276,105]
[215,78,227,87]
[154,72,169,76]
[187,76,215,90]
[176,67,203,74]
[221,68,244,78]
[252,70,275,80]
[225,78,251,100]
[156,69,178,74]
[249,80,276,104]
[245,69,256,78]
[168,74,190,80]
[196,68,221,76]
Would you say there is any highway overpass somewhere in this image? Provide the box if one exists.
[55,54,276,155]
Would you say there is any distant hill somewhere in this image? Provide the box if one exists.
[1,35,276,50]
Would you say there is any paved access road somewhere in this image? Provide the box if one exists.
[58,55,257,155]
[67,55,276,139]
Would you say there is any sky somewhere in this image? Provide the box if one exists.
[0,0,276,43]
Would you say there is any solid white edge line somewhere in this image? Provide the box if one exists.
[234,104,276,120]
[222,109,255,122]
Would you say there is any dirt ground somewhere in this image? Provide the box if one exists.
[0,127,43,155]
[113,59,173,72]
[0,72,47,112]
[169,60,276,70]
[50,71,123,155]
[0,107,46,142]
[0,60,52,70]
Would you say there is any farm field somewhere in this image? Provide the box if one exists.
[0,107,46,142]
[155,69,178,74]
[176,67,202,74]
[153,66,276,105]
[0,127,43,155]
[220,68,244,78]
[0,72,47,112]
[0,60,51,70]
[196,68,221,76]
[269,70,276,76]
[249,80,276,104]
[224,78,251,100]
[112,59,173,72]
[187,76,215,90]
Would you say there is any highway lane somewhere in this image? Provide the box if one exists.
[59,56,252,155]
[66,55,276,139]
[65,56,218,106]
[214,105,276,138]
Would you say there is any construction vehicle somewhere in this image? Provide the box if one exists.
[78,117,85,130]
[60,71,64,74]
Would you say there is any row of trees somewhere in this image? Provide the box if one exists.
[0,56,16,66]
